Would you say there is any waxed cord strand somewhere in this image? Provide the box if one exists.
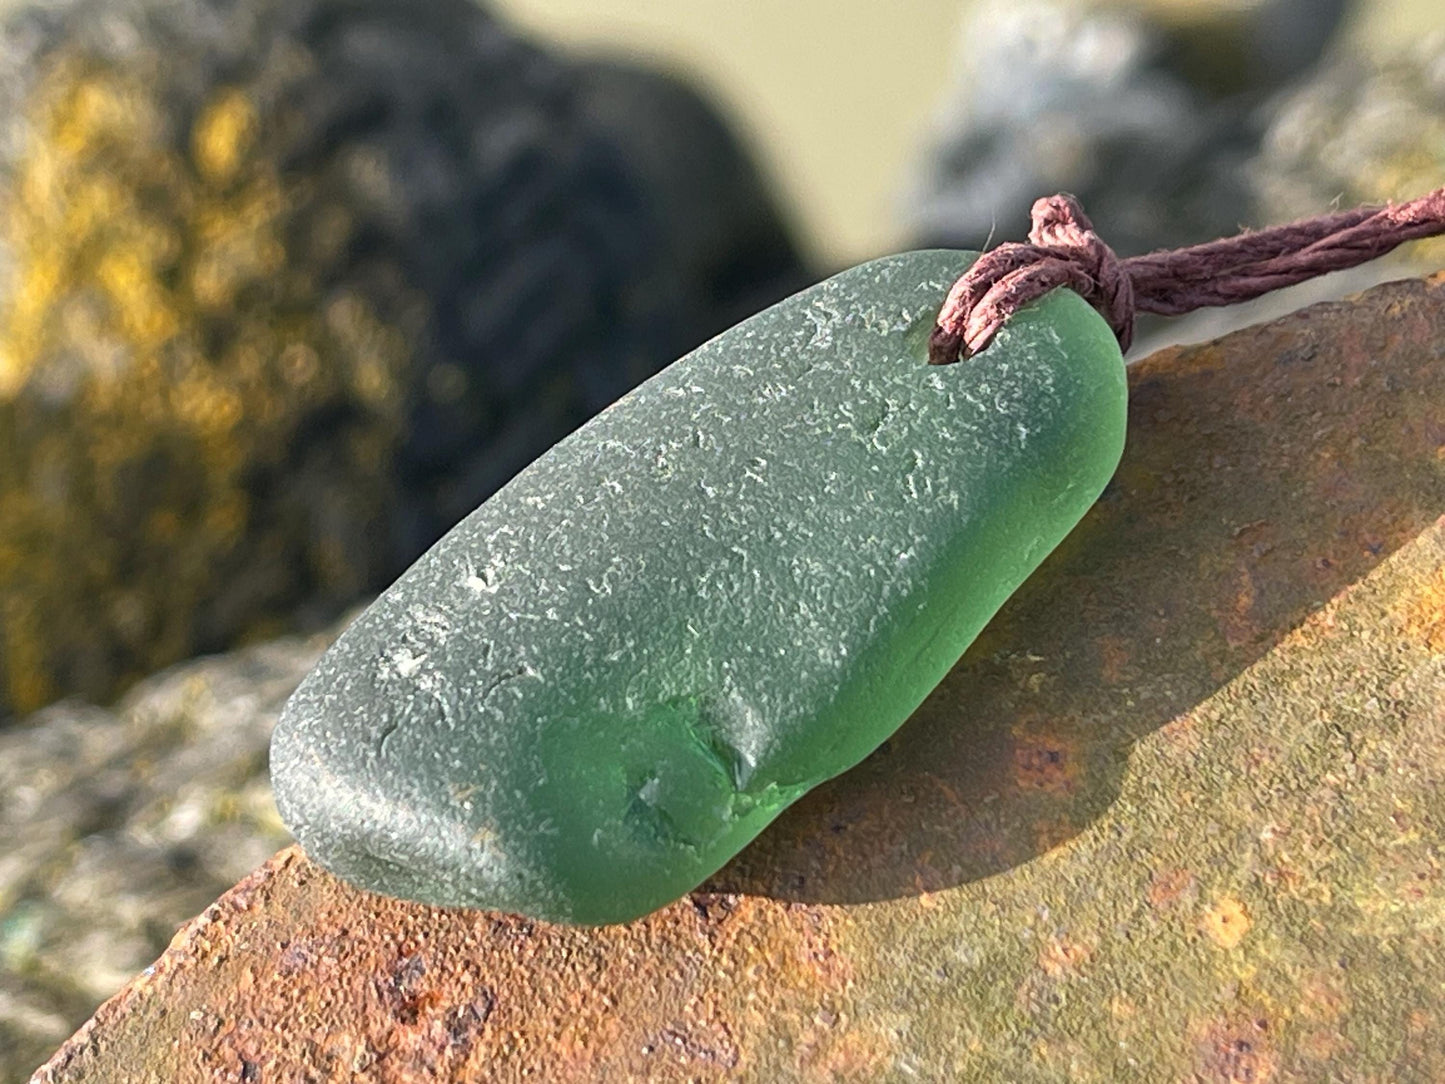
[928,187,1445,364]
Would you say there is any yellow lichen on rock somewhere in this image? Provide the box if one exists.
[0,0,814,722]
[0,57,410,712]
[1200,895,1251,950]
[191,89,258,184]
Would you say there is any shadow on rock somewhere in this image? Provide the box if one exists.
[713,275,1445,906]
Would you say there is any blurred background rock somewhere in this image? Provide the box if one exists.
[904,0,1445,349]
[0,0,811,720]
[905,0,1354,257]
[3,0,1443,1077]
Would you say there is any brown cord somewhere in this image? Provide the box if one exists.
[928,187,1445,364]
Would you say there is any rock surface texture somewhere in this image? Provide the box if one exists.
[26,274,1445,1081]
[0,631,323,1079]
[0,0,808,718]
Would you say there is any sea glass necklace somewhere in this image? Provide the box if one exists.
[271,189,1445,925]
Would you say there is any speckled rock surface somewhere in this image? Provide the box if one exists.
[0,627,334,1081]
[27,274,1445,1081]
[0,0,808,718]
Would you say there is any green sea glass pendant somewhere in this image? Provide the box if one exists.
[270,250,1127,924]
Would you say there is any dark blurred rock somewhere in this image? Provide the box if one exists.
[904,0,1353,258]
[0,0,810,718]
[574,57,816,341]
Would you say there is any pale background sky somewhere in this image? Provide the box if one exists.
[497,0,1438,265]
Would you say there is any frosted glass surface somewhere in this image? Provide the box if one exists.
[270,251,1127,924]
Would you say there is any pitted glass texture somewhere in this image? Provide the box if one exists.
[270,250,1128,924]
